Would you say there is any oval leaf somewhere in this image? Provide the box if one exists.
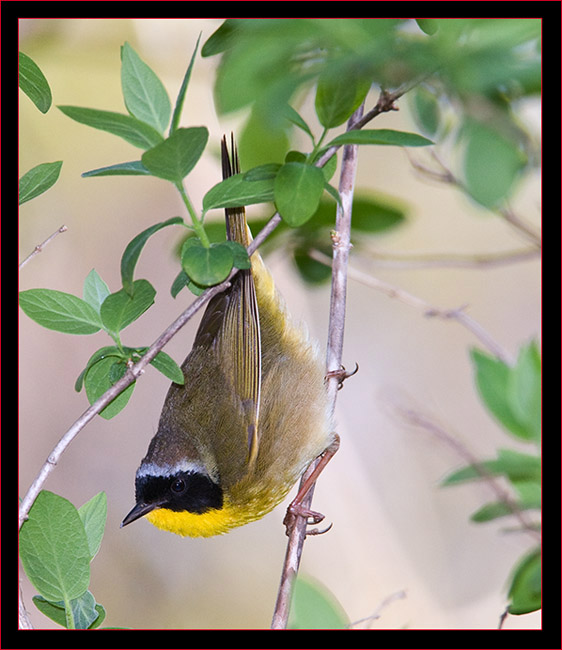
[75,346,124,393]
[19,52,52,113]
[19,490,91,602]
[19,289,103,335]
[82,269,110,314]
[19,161,63,205]
[203,173,274,213]
[121,42,171,134]
[81,161,150,177]
[84,356,134,419]
[58,106,164,149]
[289,576,349,629]
[78,492,107,561]
[508,547,541,615]
[327,129,434,148]
[181,239,233,286]
[150,350,185,384]
[463,121,523,208]
[100,279,156,335]
[315,66,371,128]
[141,127,208,183]
[274,162,325,227]
[471,348,532,440]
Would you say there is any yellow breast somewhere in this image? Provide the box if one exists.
[145,495,275,537]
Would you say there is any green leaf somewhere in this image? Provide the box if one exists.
[210,25,299,116]
[323,183,342,208]
[181,239,234,286]
[58,106,164,149]
[170,34,201,134]
[410,85,441,137]
[141,127,208,183]
[120,217,184,295]
[83,356,135,419]
[66,590,100,630]
[202,173,274,213]
[471,348,537,441]
[293,245,333,285]
[280,107,311,142]
[303,193,406,236]
[19,289,103,335]
[471,489,540,522]
[508,341,541,443]
[288,576,349,629]
[442,448,540,486]
[34,591,104,630]
[462,120,524,208]
[319,153,338,183]
[78,492,107,561]
[238,106,290,169]
[121,42,171,134]
[283,104,315,141]
[19,161,63,205]
[243,163,281,181]
[326,129,434,148]
[512,479,541,509]
[416,19,440,35]
[81,161,151,177]
[201,19,239,57]
[274,162,325,227]
[19,52,52,113]
[100,279,156,335]
[470,501,514,522]
[498,449,541,483]
[19,491,91,603]
[75,346,125,393]
[170,269,190,298]
[507,547,541,614]
[149,351,185,385]
[223,240,251,270]
[32,595,68,628]
[315,64,371,128]
[82,269,110,314]
[88,603,107,629]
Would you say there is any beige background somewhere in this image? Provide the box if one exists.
[19,19,541,629]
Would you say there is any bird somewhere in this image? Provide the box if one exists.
[122,135,337,537]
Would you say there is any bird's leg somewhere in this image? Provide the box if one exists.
[283,434,340,536]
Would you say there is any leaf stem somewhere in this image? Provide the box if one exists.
[175,181,210,247]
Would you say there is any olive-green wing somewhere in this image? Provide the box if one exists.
[191,137,261,466]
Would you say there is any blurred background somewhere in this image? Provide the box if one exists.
[19,19,541,629]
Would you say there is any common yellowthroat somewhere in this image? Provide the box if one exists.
[122,136,336,537]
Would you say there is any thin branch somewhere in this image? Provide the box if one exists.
[309,249,513,364]
[19,584,34,629]
[19,225,68,269]
[396,406,541,543]
[314,85,408,170]
[347,590,407,629]
[353,246,540,270]
[499,204,541,246]
[271,104,364,630]
[406,150,541,247]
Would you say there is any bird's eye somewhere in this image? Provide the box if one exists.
[171,478,186,494]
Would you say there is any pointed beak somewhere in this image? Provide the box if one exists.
[121,501,159,528]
